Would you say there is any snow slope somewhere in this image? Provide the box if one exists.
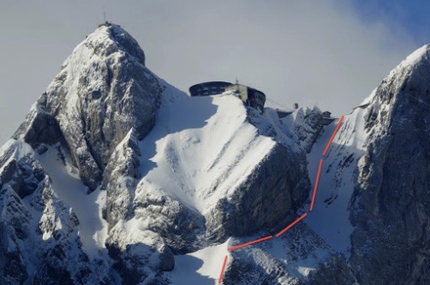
[305,107,368,256]
[136,85,276,214]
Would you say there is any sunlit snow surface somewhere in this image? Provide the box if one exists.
[136,85,276,214]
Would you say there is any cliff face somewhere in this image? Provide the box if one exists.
[1,24,164,284]
[348,45,430,285]
[13,24,161,192]
[106,86,311,266]
[0,141,111,284]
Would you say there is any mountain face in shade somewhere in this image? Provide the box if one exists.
[1,23,430,284]
[347,46,430,285]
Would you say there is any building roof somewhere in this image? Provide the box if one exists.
[189,81,233,96]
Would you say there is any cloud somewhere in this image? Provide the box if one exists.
[138,0,416,114]
[0,0,417,144]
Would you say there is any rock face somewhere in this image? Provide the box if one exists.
[0,141,109,284]
[206,142,308,240]
[1,24,164,284]
[348,45,430,285]
[14,23,161,191]
[205,108,311,242]
[108,91,311,257]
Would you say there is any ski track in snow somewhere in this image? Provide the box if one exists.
[305,108,367,257]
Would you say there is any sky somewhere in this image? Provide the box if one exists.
[0,0,429,145]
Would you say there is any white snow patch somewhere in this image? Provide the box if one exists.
[401,44,429,68]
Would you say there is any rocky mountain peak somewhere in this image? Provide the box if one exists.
[362,44,430,133]
[79,23,146,66]
[13,23,161,191]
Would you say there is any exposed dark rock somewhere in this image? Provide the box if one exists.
[349,45,430,285]
[107,230,174,284]
[206,143,309,240]
[307,254,357,285]
[0,222,29,285]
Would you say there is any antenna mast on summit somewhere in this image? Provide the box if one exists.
[103,6,106,23]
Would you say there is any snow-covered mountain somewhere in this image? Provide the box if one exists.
[1,23,430,285]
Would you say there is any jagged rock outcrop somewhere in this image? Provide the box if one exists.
[221,222,337,285]
[0,141,111,284]
[1,24,163,284]
[348,45,430,285]
[123,93,311,255]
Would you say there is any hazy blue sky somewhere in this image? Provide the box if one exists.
[0,1,428,145]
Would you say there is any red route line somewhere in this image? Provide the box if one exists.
[218,255,228,284]
[227,235,273,251]
[310,159,324,211]
[217,115,345,280]
[322,115,345,156]
[275,213,308,237]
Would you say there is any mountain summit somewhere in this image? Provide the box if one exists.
[14,23,161,191]
[1,24,430,284]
